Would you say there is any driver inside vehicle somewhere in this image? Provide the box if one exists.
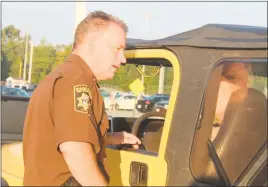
[211,62,250,140]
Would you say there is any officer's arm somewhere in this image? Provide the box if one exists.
[53,79,106,186]
[59,141,108,186]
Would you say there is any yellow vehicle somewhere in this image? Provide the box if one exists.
[2,24,267,186]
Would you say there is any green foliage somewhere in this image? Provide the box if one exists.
[9,58,21,78]
[51,44,72,70]
[99,65,173,94]
[1,25,25,80]
[1,25,174,94]
[31,44,56,83]
[249,76,267,92]
[1,53,9,80]
[1,25,72,84]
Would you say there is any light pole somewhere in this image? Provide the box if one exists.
[74,1,86,35]
[142,14,151,86]
[141,13,152,95]
[158,66,165,94]
[28,40,34,84]
[23,33,29,80]
[143,13,165,94]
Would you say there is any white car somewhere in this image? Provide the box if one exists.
[104,94,122,110]
[113,95,137,110]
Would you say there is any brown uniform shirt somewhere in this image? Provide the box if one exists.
[23,54,109,186]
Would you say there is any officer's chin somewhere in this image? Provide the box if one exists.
[102,72,115,80]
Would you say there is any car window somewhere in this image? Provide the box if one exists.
[9,91,19,96]
[190,60,267,185]
[115,94,121,99]
[163,96,169,101]
[3,88,30,97]
[154,98,159,101]
[99,62,174,154]
[17,89,30,97]
[1,86,8,95]
[100,90,109,98]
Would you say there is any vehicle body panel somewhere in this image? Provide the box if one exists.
[2,143,24,186]
[115,95,137,110]
[136,95,169,112]
[163,47,267,186]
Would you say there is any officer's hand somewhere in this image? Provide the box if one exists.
[106,131,141,149]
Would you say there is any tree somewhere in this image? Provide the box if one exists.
[1,25,27,80]
[1,25,174,94]
[31,43,56,83]
[99,64,173,94]
[1,53,9,80]
[51,44,72,70]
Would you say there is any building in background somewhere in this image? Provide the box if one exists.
[5,77,27,88]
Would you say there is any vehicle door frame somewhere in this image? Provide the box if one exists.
[163,46,267,186]
[105,48,181,186]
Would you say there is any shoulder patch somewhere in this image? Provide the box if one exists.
[74,85,92,113]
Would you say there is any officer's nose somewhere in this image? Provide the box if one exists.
[120,51,127,64]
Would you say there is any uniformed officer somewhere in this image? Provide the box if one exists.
[23,10,141,186]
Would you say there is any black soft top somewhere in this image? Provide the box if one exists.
[126,24,267,49]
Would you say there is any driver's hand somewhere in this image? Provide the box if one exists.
[106,131,141,149]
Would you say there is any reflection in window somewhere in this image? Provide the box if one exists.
[211,62,267,141]
[190,60,267,186]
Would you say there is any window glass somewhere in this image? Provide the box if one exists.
[190,60,267,185]
[211,62,267,140]
[101,61,174,154]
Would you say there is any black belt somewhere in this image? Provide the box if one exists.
[61,161,109,186]
[61,177,81,186]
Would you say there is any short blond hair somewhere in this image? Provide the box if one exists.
[73,10,128,50]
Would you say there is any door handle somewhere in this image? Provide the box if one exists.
[130,161,148,186]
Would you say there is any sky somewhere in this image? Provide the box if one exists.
[2,1,267,46]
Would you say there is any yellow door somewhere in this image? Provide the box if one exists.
[106,49,180,186]
[106,148,167,186]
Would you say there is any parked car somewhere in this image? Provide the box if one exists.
[105,94,137,110]
[100,89,110,99]
[26,88,35,96]
[136,94,170,112]
[104,93,123,110]
[154,99,169,112]
[1,86,30,97]
[114,94,137,110]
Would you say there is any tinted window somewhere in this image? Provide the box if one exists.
[190,60,267,185]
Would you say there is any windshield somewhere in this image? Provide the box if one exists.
[1,87,30,97]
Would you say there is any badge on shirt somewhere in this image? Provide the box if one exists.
[74,85,92,113]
